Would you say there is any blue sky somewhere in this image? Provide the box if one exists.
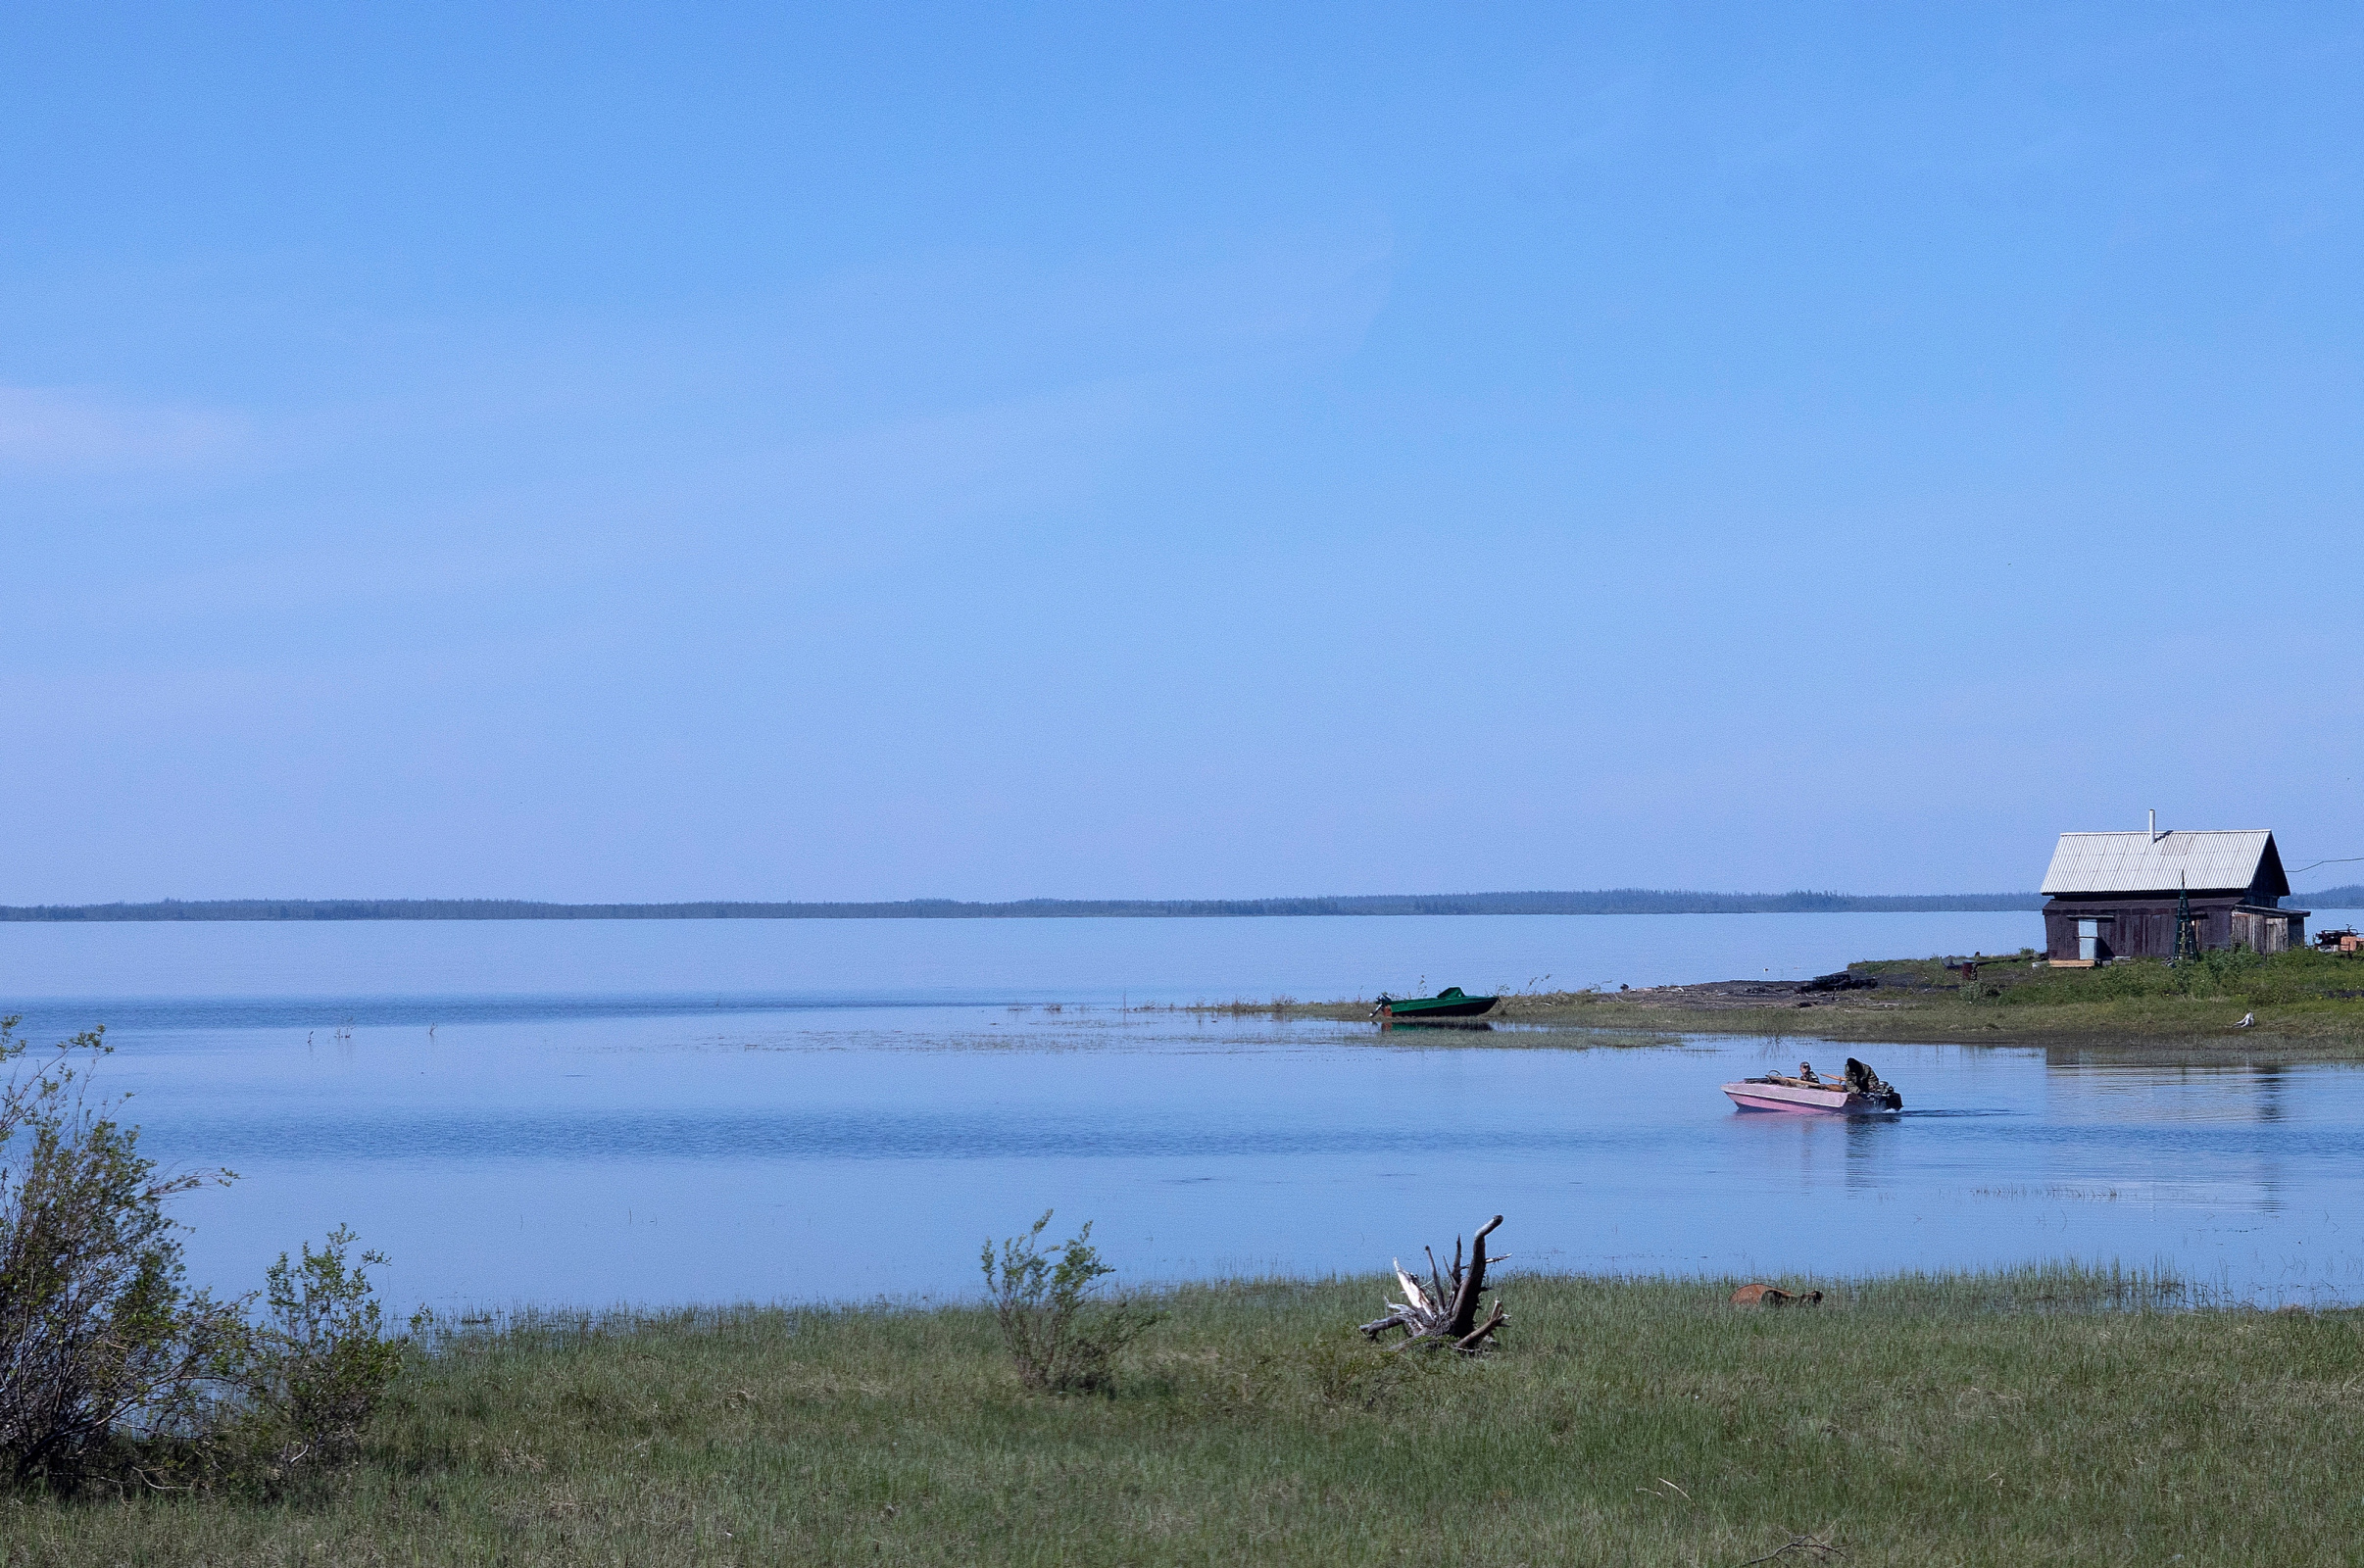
[3,4,2359,902]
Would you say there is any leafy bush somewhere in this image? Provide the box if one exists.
[213,1226,408,1487]
[981,1211,1154,1394]
[0,1018,408,1494]
[0,1019,243,1490]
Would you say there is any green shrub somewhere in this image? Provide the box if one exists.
[213,1225,408,1488]
[980,1211,1155,1394]
[0,1018,408,1494]
[0,1018,244,1491]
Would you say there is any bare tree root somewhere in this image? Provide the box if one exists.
[1356,1214,1509,1353]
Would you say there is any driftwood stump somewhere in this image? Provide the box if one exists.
[1357,1214,1509,1352]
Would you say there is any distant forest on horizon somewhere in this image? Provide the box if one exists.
[5,888,2356,922]
[6,890,2054,921]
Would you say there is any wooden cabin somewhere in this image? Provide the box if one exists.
[2041,827,2306,964]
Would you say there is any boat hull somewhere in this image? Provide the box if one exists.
[1381,998,1499,1018]
[1723,1080,1901,1114]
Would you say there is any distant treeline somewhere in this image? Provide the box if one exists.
[0,890,2047,922]
[2298,885,2364,908]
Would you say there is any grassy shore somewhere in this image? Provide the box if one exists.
[5,1268,2361,1565]
[1232,948,2364,1055]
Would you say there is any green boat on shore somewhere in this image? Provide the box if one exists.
[1375,986,1501,1019]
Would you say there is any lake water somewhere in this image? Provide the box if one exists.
[5,912,2362,1312]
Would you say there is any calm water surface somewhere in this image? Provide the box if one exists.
[4,913,2360,1310]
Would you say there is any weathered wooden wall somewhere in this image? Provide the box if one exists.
[2044,896,2305,960]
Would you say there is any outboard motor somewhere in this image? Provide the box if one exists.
[1844,1056,1904,1110]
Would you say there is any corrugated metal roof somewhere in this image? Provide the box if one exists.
[2041,830,2285,896]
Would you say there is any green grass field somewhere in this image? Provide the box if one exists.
[6,1267,2360,1565]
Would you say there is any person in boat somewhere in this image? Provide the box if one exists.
[1797,1061,1820,1084]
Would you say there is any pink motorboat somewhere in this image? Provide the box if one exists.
[1724,1056,1902,1114]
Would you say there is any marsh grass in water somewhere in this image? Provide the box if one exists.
[4,1264,2359,1565]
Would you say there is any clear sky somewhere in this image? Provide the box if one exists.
[4,4,2359,903]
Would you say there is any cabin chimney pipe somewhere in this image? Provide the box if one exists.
[2150,808,2158,842]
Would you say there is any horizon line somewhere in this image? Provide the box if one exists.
[11,889,2054,921]
[5,886,2356,922]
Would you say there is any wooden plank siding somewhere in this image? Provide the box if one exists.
[2043,890,2306,960]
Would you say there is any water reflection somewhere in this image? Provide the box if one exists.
[1720,1105,1909,1196]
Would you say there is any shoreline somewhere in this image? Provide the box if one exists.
[1189,949,2364,1054]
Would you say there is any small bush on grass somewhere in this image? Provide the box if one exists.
[0,1018,407,1495]
[981,1211,1155,1394]
[0,1018,244,1491]
[212,1225,408,1490]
